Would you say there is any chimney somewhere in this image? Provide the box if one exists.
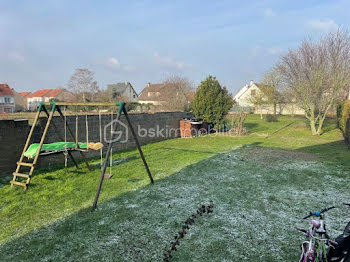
[147,82,151,87]
[125,81,128,86]
[250,80,254,86]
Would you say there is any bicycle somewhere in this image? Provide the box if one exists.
[297,204,350,262]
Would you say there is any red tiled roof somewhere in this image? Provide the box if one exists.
[27,88,65,98]
[0,84,14,96]
[46,88,64,97]
[19,92,31,97]
[28,89,53,98]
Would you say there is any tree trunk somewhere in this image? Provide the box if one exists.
[273,103,277,115]
[316,116,325,135]
[260,107,263,119]
[309,118,317,135]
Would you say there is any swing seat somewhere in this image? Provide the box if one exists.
[24,142,103,159]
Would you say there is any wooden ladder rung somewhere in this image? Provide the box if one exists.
[12,172,30,178]
[16,162,34,167]
[10,180,27,187]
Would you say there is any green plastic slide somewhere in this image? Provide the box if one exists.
[24,142,88,159]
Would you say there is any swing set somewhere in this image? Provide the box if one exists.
[11,101,154,209]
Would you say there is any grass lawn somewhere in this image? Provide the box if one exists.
[0,114,350,261]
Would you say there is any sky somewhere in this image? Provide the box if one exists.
[1,0,349,95]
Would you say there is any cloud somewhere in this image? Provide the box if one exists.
[264,8,276,17]
[267,47,282,56]
[249,46,282,59]
[106,57,120,69]
[105,57,136,72]
[306,19,338,32]
[8,51,24,63]
[153,52,187,70]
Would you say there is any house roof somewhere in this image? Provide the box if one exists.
[28,89,53,98]
[234,81,263,101]
[0,84,14,96]
[138,83,169,101]
[28,88,65,98]
[46,88,64,97]
[19,92,32,97]
[107,82,128,93]
[107,82,138,97]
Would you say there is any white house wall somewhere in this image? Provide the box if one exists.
[236,84,261,107]
[235,82,305,115]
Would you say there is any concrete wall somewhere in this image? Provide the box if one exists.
[0,111,191,176]
[255,103,305,115]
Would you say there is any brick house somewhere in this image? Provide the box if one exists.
[27,88,74,111]
[0,84,15,113]
[107,81,138,102]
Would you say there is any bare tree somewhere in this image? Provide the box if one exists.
[162,75,194,111]
[248,91,266,119]
[89,81,100,101]
[278,30,350,135]
[260,68,284,115]
[68,69,99,102]
[230,110,248,136]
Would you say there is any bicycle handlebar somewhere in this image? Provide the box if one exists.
[302,206,336,219]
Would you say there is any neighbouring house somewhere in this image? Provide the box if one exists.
[16,92,32,111]
[19,92,31,97]
[27,88,74,111]
[234,80,304,115]
[106,81,138,102]
[138,82,194,105]
[234,80,260,107]
[138,82,195,111]
[0,84,15,113]
[138,83,166,105]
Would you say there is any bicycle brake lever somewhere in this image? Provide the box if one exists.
[303,212,313,220]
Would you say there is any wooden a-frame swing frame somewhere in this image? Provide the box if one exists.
[11,102,154,208]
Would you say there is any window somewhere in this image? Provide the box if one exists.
[251,90,256,96]
[133,94,136,98]
[4,97,11,103]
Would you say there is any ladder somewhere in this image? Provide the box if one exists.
[10,104,54,190]
[10,102,89,190]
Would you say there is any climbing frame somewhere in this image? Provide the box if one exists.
[11,102,154,200]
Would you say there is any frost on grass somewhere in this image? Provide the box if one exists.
[0,146,349,262]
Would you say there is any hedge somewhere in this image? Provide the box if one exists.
[337,100,350,144]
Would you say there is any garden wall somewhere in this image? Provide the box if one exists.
[0,111,191,176]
